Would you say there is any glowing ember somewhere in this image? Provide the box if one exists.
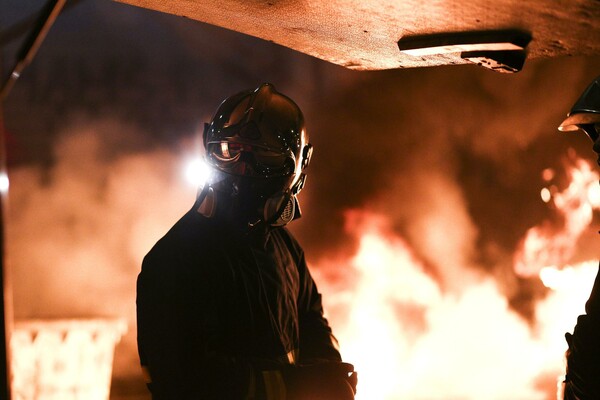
[540,187,552,203]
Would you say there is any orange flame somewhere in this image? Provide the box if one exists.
[514,156,600,278]
[312,205,595,399]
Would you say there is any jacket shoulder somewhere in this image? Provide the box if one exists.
[142,210,216,272]
[272,226,306,265]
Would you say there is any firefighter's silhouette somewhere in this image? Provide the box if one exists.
[137,83,357,399]
[559,75,600,400]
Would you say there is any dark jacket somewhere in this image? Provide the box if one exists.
[137,209,341,399]
[563,266,600,400]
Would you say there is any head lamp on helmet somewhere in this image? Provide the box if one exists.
[199,83,313,227]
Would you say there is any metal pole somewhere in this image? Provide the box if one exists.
[1,0,67,101]
[0,1,70,397]
[0,85,11,400]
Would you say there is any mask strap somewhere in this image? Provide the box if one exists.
[194,185,216,218]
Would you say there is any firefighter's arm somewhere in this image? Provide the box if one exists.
[295,250,344,362]
[562,266,600,400]
[292,250,357,398]
[245,247,357,399]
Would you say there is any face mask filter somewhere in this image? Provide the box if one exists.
[263,191,296,227]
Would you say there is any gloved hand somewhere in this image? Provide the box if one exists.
[283,361,357,400]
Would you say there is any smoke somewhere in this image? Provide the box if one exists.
[296,57,600,317]
[6,115,200,377]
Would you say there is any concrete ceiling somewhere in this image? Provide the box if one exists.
[115,0,600,71]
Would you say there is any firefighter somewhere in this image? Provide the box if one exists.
[558,75,600,400]
[137,83,357,399]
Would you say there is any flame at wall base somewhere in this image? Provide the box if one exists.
[11,318,127,400]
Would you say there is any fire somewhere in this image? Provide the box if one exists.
[11,319,126,400]
[314,211,554,399]
[330,214,441,399]
[514,156,600,278]
[311,154,599,400]
[513,153,600,365]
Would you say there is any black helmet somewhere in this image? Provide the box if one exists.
[200,83,313,226]
[558,75,600,141]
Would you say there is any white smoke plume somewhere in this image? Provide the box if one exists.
[6,115,200,378]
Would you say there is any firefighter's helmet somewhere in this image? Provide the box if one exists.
[558,76,600,141]
[200,83,313,226]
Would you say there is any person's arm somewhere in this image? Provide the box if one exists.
[291,246,358,398]
[562,266,600,399]
[296,253,344,363]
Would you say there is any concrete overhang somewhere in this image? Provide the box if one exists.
[115,0,600,71]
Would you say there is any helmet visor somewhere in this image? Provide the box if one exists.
[206,141,296,178]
